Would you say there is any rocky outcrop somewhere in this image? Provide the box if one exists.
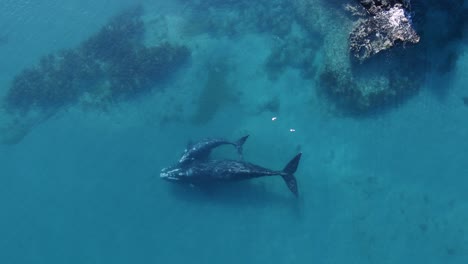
[349,0,419,61]
[358,0,410,15]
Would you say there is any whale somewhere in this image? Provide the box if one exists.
[161,153,302,196]
[178,135,249,165]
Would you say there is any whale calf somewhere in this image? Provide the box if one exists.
[178,135,249,165]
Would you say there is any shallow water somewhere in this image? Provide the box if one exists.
[0,1,467,263]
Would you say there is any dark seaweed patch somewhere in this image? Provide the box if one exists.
[4,5,190,114]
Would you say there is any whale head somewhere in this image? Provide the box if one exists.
[160,166,185,181]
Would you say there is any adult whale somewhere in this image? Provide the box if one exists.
[161,153,302,196]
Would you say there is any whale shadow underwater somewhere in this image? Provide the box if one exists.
[166,180,302,211]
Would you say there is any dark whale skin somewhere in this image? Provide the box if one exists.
[161,153,301,196]
[178,135,249,165]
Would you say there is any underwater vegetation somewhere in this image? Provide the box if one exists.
[3,6,190,114]
[181,0,296,39]
[265,36,319,80]
[181,0,320,82]
[80,6,145,64]
[5,51,98,111]
[3,0,465,122]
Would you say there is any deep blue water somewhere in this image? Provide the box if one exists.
[1,1,467,263]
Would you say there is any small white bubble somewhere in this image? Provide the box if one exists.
[289,128,296,132]
[272,116,277,121]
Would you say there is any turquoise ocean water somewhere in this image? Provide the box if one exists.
[0,0,467,263]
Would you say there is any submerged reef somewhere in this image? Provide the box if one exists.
[3,6,190,114]
[295,0,467,115]
[176,0,466,116]
[3,0,465,129]
[180,0,320,81]
[181,0,296,38]
[6,51,100,111]
[265,36,319,80]
[318,50,425,115]
[293,0,424,115]
[349,1,420,62]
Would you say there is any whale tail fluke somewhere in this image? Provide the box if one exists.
[234,135,249,160]
[281,153,302,196]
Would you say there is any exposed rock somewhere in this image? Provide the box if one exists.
[349,1,419,61]
[358,0,410,16]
